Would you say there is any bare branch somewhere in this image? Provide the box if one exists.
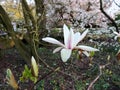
[87,63,110,90]
[113,0,120,7]
[100,0,119,33]
[21,0,36,28]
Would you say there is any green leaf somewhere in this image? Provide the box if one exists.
[20,65,32,82]
[20,65,38,83]
[90,51,95,57]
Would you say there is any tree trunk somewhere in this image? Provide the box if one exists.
[0,0,47,65]
[34,0,47,38]
[21,0,40,63]
[0,5,32,65]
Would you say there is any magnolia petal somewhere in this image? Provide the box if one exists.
[42,37,65,47]
[67,28,74,49]
[79,29,88,42]
[76,45,99,51]
[78,51,89,57]
[61,49,72,62]
[53,47,63,53]
[63,24,70,47]
[83,51,90,57]
[113,31,118,35]
[114,36,118,40]
[73,32,81,47]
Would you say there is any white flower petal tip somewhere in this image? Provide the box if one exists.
[83,51,90,57]
[76,45,99,51]
[53,47,63,53]
[42,37,64,47]
[83,29,89,35]
[112,30,118,35]
[63,24,70,32]
[79,29,89,42]
[114,36,118,40]
[63,24,70,48]
[61,49,72,62]
[63,24,68,29]
[112,31,120,39]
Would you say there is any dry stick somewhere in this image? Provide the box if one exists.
[100,0,119,33]
[87,63,110,90]
[87,66,102,90]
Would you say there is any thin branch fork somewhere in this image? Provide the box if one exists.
[87,63,110,90]
[100,0,119,33]
[113,0,120,7]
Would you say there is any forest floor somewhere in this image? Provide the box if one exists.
[0,38,120,90]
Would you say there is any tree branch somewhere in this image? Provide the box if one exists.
[87,63,110,90]
[21,0,36,28]
[113,0,120,7]
[100,0,119,33]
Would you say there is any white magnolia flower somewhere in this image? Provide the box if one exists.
[42,24,99,62]
[113,31,120,40]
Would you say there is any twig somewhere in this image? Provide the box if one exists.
[30,67,60,90]
[100,0,119,33]
[113,0,120,7]
[33,34,75,78]
[87,63,110,90]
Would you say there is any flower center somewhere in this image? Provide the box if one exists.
[67,38,72,49]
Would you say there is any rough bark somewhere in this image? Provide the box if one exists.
[0,5,31,65]
[21,0,40,63]
[0,0,47,65]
